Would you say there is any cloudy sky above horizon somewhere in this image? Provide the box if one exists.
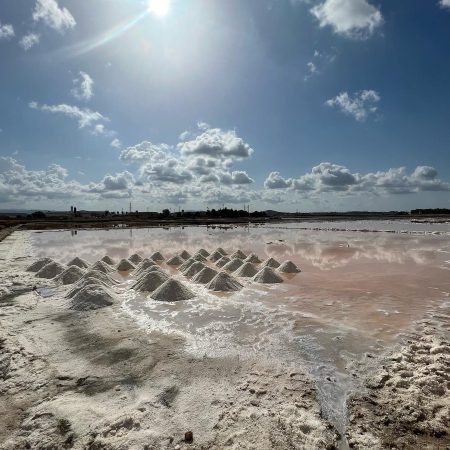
[1,0,450,212]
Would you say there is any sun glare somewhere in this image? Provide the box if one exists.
[148,0,171,17]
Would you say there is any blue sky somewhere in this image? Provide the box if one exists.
[1,0,450,212]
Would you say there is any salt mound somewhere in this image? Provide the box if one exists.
[215,247,227,255]
[179,257,196,272]
[230,250,247,260]
[129,253,143,264]
[179,250,191,260]
[134,258,157,276]
[101,255,115,265]
[82,269,117,285]
[206,272,243,292]
[278,260,301,273]
[209,251,224,262]
[253,267,283,283]
[91,260,114,274]
[223,258,244,272]
[193,253,207,262]
[36,261,66,279]
[183,261,206,278]
[234,262,258,277]
[69,285,115,311]
[26,257,53,272]
[197,248,210,257]
[117,259,135,271]
[244,253,262,264]
[216,256,231,268]
[262,257,281,269]
[150,252,164,261]
[132,271,169,292]
[166,255,185,266]
[55,266,85,285]
[150,279,195,302]
[67,277,108,298]
[67,257,89,269]
[136,265,165,279]
[192,267,218,284]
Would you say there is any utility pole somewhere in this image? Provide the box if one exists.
[129,202,132,214]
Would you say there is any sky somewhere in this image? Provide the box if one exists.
[1,0,450,212]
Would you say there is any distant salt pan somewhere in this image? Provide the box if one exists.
[55,266,85,285]
[150,252,164,261]
[117,259,135,271]
[129,253,143,264]
[166,255,185,266]
[223,258,244,272]
[132,271,169,292]
[253,267,283,284]
[26,257,53,272]
[67,257,89,269]
[262,257,281,269]
[244,253,262,264]
[183,262,206,278]
[151,279,195,302]
[206,272,243,292]
[234,262,258,277]
[278,261,301,273]
[192,267,218,284]
[216,256,231,268]
[230,250,247,260]
[36,261,66,279]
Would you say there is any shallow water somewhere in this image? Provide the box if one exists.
[30,221,450,434]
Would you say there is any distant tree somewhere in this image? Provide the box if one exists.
[31,211,46,219]
[161,208,170,217]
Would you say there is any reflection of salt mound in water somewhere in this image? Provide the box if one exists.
[183,262,206,278]
[36,261,66,279]
[278,260,301,273]
[67,277,109,298]
[166,255,185,266]
[215,247,227,255]
[179,257,196,272]
[230,250,247,260]
[234,262,258,277]
[69,285,115,311]
[82,270,117,285]
[192,267,218,284]
[117,259,135,271]
[134,259,157,277]
[101,255,115,266]
[179,250,191,260]
[209,251,224,262]
[193,253,207,262]
[262,257,281,269]
[55,266,85,285]
[67,257,89,269]
[207,272,243,292]
[197,248,210,257]
[27,257,53,272]
[132,271,169,292]
[253,267,283,283]
[150,252,164,261]
[223,258,244,272]
[150,279,195,302]
[129,253,143,264]
[244,253,262,264]
[216,256,231,268]
[91,260,114,274]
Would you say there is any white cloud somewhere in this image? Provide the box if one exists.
[311,0,383,39]
[71,71,94,101]
[326,90,380,121]
[89,171,135,195]
[264,172,292,189]
[19,33,40,50]
[0,23,15,40]
[304,49,336,81]
[110,138,122,149]
[440,0,450,9]
[33,0,76,32]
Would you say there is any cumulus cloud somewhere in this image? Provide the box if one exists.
[110,138,122,149]
[311,0,383,39]
[0,22,14,40]
[326,90,380,121]
[88,171,135,197]
[19,33,40,50]
[264,172,292,189]
[71,72,94,101]
[440,0,450,9]
[33,0,76,32]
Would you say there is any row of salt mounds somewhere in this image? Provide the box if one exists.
[216,256,230,268]
[278,260,301,273]
[66,277,110,299]
[192,267,218,284]
[179,257,196,272]
[244,253,262,264]
[134,258,157,277]
[82,269,118,285]
[151,279,195,302]
[129,253,143,265]
[197,248,210,258]
[234,262,258,277]
[208,250,224,263]
[150,252,164,262]
[91,260,114,274]
[207,272,242,292]
[101,255,115,265]
[69,284,116,311]
[117,259,135,271]
[26,257,53,272]
[136,265,166,279]
[132,271,170,292]
[262,257,280,269]
[68,256,90,269]
[183,262,206,278]
[166,255,184,266]
[253,267,283,283]
[215,247,227,255]
[36,261,66,279]
[192,252,207,262]
[180,250,191,260]
[230,249,247,260]
[223,258,243,272]
[55,266,85,285]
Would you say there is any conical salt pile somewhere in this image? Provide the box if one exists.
[192,267,218,284]
[166,255,185,266]
[117,259,135,271]
[183,262,206,278]
[234,262,258,277]
[278,260,301,273]
[91,260,114,274]
[244,253,262,264]
[36,261,66,279]
[69,285,115,311]
[26,257,53,272]
[216,256,231,268]
[101,255,115,266]
[197,248,210,257]
[66,277,108,298]
[193,253,207,262]
[150,279,195,302]
[209,251,224,262]
[67,257,89,269]
[132,271,170,292]
[215,247,227,255]
[223,258,243,272]
[253,267,283,284]
[55,266,85,285]
[82,270,118,286]
[150,252,164,261]
[134,258,157,277]
[230,250,247,260]
[179,250,191,260]
[129,253,143,264]
[262,257,281,269]
[206,272,243,292]
[179,257,196,272]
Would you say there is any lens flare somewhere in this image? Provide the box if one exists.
[148,0,170,17]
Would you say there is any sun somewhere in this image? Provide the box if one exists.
[148,0,171,17]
